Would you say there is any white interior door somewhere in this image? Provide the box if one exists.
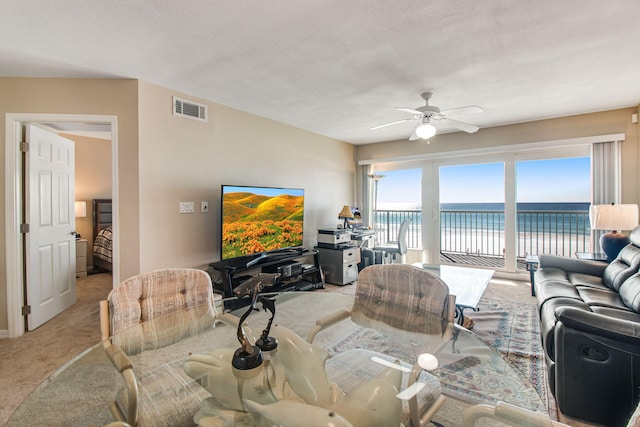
[25,124,76,330]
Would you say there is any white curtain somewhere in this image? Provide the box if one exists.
[591,141,620,205]
[360,165,372,226]
[591,140,621,250]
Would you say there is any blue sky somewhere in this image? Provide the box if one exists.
[376,157,591,206]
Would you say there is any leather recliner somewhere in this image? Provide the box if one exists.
[534,226,640,426]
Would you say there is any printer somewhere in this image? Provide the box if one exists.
[317,228,351,247]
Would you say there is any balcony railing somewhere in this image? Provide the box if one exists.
[373,208,592,266]
[372,210,422,249]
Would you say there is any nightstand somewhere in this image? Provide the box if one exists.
[76,239,88,278]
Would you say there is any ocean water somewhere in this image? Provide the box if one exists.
[374,202,592,257]
[375,202,590,226]
[439,202,590,212]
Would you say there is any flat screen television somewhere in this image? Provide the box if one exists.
[220,185,304,261]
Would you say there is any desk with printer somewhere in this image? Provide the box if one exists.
[315,227,376,285]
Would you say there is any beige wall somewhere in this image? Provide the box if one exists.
[4,77,635,334]
[0,78,355,334]
[0,78,139,332]
[356,108,640,204]
[63,133,112,267]
[137,82,355,271]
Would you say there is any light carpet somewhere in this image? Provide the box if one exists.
[0,273,113,426]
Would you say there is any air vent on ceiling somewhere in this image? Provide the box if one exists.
[173,96,207,122]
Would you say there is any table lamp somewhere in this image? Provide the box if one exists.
[589,203,639,261]
[338,205,354,229]
[74,201,87,240]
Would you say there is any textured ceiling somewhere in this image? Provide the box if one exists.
[1,0,640,144]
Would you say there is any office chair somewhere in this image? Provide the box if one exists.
[374,218,410,264]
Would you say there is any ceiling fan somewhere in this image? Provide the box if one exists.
[370,92,483,140]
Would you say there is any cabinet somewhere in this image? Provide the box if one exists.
[209,249,324,309]
[315,246,358,285]
[76,239,88,278]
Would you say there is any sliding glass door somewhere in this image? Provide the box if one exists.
[516,157,591,259]
[361,138,615,272]
[439,162,506,268]
[370,168,422,249]
[435,152,591,270]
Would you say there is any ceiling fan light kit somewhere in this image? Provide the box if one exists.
[415,122,437,139]
[370,92,483,141]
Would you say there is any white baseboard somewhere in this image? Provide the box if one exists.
[0,330,9,339]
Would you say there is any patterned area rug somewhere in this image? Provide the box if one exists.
[470,298,558,420]
[324,296,558,421]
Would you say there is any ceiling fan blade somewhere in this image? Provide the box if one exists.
[370,118,415,131]
[445,118,479,133]
[440,105,484,115]
[396,107,424,116]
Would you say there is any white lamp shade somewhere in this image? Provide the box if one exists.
[74,201,87,218]
[415,123,437,139]
[589,204,639,231]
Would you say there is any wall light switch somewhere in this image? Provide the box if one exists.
[201,201,209,213]
[179,202,195,213]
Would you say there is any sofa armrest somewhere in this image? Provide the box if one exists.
[553,306,640,425]
[555,306,640,345]
[539,254,607,276]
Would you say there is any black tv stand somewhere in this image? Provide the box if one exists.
[209,249,324,309]
[245,252,269,268]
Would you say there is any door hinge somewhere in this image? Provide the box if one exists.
[20,141,29,152]
[22,305,31,316]
[20,223,30,234]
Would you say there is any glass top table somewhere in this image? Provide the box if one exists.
[420,264,495,325]
[7,292,547,427]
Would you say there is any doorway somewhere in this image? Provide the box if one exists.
[5,113,119,338]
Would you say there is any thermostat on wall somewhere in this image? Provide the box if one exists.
[179,202,195,213]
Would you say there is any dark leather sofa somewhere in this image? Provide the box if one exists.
[534,226,640,426]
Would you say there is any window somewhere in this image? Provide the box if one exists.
[371,168,422,248]
[516,157,591,258]
[361,135,622,272]
[439,162,505,267]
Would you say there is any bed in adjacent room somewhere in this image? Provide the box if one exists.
[92,198,113,273]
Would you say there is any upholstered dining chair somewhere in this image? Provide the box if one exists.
[373,218,411,263]
[99,268,225,427]
[307,264,456,427]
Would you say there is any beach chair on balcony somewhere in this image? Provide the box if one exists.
[374,219,410,264]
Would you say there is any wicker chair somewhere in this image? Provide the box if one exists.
[99,268,220,427]
[307,264,456,427]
